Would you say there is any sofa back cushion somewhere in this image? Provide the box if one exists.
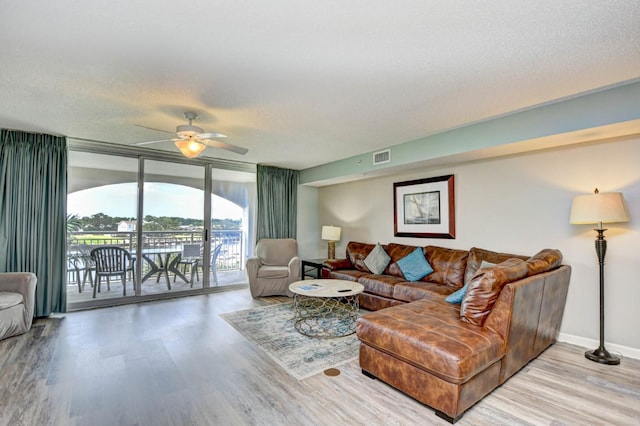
[384,243,420,278]
[423,246,469,289]
[256,238,298,266]
[526,248,563,276]
[346,241,377,272]
[460,258,529,326]
[464,247,529,284]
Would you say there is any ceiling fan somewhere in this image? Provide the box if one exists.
[134,112,248,158]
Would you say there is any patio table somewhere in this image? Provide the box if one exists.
[140,248,189,289]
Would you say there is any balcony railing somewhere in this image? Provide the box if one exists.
[66,229,244,280]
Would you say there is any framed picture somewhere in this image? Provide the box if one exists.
[393,174,455,239]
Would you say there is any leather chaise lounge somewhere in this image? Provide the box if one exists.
[323,242,571,423]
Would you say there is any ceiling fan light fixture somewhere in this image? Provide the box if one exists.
[176,124,203,138]
[175,139,206,158]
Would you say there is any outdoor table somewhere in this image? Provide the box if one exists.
[140,247,189,289]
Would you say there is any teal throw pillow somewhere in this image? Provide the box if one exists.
[364,243,391,275]
[445,260,496,304]
[445,282,468,304]
[397,247,433,281]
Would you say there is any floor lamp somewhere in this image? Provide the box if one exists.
[570,188,630,365]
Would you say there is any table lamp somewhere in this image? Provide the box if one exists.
[321,225,341,259]
[570,188,630,365]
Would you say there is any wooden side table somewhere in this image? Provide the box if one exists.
[301,258,326,279]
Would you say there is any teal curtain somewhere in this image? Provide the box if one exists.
[256,164,299,240]
[0,129,68,315]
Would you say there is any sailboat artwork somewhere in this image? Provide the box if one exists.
[394,174,454,239]
[403,191,441,225]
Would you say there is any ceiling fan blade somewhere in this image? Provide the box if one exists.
[202,139,248,155]
[134,124,175,134]
[198,132,227,139]
[133,138,177,146]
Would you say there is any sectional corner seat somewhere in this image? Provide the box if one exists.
[322,242,571,423]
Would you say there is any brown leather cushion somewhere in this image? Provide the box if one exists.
[464,247,529,284]
[326,269,368,282]
[393,281,454,303]
[461,258,528,326]
[358,274,407,298]
[526,249,563,276]
[346,241,377,272]
[357,299,504,384]
[423,246,469,289]
[383,243,420,278]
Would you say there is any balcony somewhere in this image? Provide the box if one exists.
[66,230,247,306]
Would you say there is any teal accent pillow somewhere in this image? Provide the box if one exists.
[445,282,468,304]
[446,260,496,304]
[397,247,433,281]
[364,243,391,275]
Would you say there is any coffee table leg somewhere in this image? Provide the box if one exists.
[293,294,360,338]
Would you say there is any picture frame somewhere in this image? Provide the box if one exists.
[393,174,455,239]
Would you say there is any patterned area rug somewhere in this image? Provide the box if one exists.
[220,302,360,380]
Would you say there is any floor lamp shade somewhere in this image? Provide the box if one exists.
[570,190,630,227]
[321,226,341,259]
[569,188,630,365]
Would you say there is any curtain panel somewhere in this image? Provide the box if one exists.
[0,129,68,315]
[256,164,298,240]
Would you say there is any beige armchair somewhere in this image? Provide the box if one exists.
[246,238,300,298]
[0,272,37,340]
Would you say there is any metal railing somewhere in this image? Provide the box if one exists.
[66,229,244,283]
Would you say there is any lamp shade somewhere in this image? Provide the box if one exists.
[175,139,206,158]
[570,189,630,227]
[321,225,341,241]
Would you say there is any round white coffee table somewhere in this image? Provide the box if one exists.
[289,279,364,338]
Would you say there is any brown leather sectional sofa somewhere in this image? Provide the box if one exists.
[322,242,571,423]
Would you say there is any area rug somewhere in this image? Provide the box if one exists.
[220,302,360,380]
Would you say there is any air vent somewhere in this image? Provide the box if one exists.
[373,149,391,165]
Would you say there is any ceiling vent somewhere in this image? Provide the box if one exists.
[373,149,391,165]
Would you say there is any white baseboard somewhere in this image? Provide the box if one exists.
[558,333,640,361]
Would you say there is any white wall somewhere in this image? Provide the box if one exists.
[313,136,640,355]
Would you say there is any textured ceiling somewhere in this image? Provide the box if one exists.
[1,1,639,169]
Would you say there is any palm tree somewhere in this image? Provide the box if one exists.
[67,214,82,232]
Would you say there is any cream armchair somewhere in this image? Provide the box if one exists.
[0,272,37,340]
[246,239,300,298]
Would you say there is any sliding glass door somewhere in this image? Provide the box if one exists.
[66,148,255,310]
[67,152,139,303]
[141,160,207,294]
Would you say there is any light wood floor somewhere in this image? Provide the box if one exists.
[1,289,639,426]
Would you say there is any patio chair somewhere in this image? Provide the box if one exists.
[175,244,202,283]
[90,246,136,298]
[71,244,96,292]
[175,243,223,287]
[210,243,223,286]
[67,254,93,293]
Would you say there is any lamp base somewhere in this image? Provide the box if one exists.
[327,241,336,260]
[585,347,620,365]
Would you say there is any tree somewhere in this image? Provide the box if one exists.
[66,214,82,232]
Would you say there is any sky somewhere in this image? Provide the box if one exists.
[68,182,242,220]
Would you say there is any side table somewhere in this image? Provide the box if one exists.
[301,258,326,279]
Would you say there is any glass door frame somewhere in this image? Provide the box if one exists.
[67,139,255,308]
[134,158,214,294]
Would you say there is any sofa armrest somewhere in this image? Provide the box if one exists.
[484,265,570,383]
[323,258,352,271]
[288,256,301,280]
[0,272,37,320]
[245,257,263,287]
